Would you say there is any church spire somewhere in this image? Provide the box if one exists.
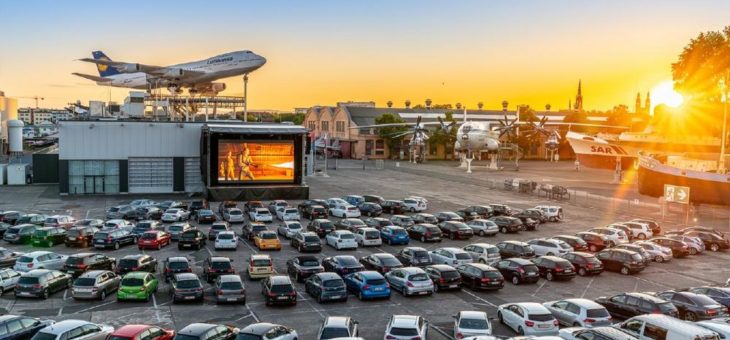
[636,92,642,113]
[644,91,651,114]
[574,80,583,111]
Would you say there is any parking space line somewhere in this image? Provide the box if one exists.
[429,324,453,340]
[75,300,116,314]
[461,290,498,308]
[57,306,63,316]
[531,280,547,298]
[580,277,595,299]
[239,237,258,254]
[63,289,68,300]
[206,247,213,256]
[152,294,163,323]
[245,303,260,322]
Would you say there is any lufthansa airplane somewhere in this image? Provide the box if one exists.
[73,50,266,96]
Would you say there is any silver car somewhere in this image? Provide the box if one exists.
[542,298,612,328]
[465,219,499,237]
[0,268,21,294]
[384,267,434,296]
[106,205,134,220]
[71,270,120,300]
[453,311,492,338]
[33,320,113,340]
[167,223,192,241]
[635,241,673,262]
[13,251,68,272]
[667,235,705,254]
[214,274,246,304]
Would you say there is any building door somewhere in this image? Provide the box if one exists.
[83,176,104,194]
[84,176,94,194]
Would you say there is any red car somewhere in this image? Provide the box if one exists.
[575,231,608,252]
[138,230,172,250]
[108,325,174,340]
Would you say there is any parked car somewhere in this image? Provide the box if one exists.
[337,218,367,233]
[116,254,157,275]
[617,314,720,340]
[588,227,629,247]
[354,227,382,247]
[169,273,204,303]
[0,248,23,268]
[511,210,541,230]
[489,216,524,233]
[131,220,164,237]
[261,275,297,306]
[243,200,264,214]
[685,230,730,252]
[302,204,328,220]
[595,292,679,319]
[0,315,53,339]
[317,316,359,340]
[412,213,439,224]
[44,215,76,229]
[614,243,652,265]
[559,327,638,340]
[344,270,390,300]
[286,255,324,282]
[496,240,536,259]
[438,221,474,240]
[249,208,274,223]
[64,253,115,276]
[275,207,300,222]
[494,258,541,285]
[0,268,20,294]
[390,215,415,228]
[543,298,612,328]
[425,264,462,292]
[381,200,407,215]
[453,311,492,339]
[665,234,705,255]
[562,251,604,276]
[203,257,235,283]
[308,219,336,237]
[214,274,246,305]
[407,223,442,243]
[429,247,473,266]
[532,255,576,281]
[326,230,357,250]
[74,218,104,229]
[31,320,113,340]
[329,204,361,218]
[254,231,282,251]
[93,229,136,250]
[15,269,71,299]
[322,255,364,277]
[497,302,559,336]
[196,209,217,224]
[528,238,573,257]
[465,219,499,237]
[178,229,207,250]
[362,194,385,205]
[163,257,192,283]
[435,211,464,223]
[631,218,662,235]
[359,253,403,274]
[4,224,38,244]
[304,272,347,303]
[107,324,174,340]
[596,248,647,275]
[237,323,296,340]
[267,200,289,214]
[175,323,236,340]
[380,225,410,245]
[247,254,274,279]
[456,263,504,291]
[552,235,590,252]
[385,267,435,296]
[655,290,728,321]
[290,231,322,252]
[489,204,514,216]
[166,222,192,242]
[396,247,432,267]
[533,205,564,221]
[634,241,673,263]
[14,251,67,272]
[463,243,501,264]
[357,202,382,217]
[71,270,120,300]
[513,208,548,224]
[16,214,47,226]
[133,207,164,221]
[0,211,24,225]
[223,208,245,223]
[575,231,609,252]
[277,221,303,239]
[107,205,137,220]
[207,222,230,240]
[649,237,691,257]
[30,227,66,247]
[188,199,209,217]
[242,221,269,241]
[688,286,730,309]
[214,231,238,250]
[383,315,428,340]
[620,221,654,240]
[138,230,171,250]
[102,219,134,230]
[161,208,191,223]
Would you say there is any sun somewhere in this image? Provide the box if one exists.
[651,80,684,109]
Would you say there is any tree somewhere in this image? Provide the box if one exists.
[428,111,457,159]
[672,26,730,102]
[374,113,408,157]
[517,105,538,122]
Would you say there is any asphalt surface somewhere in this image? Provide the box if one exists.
[0,162,729,339]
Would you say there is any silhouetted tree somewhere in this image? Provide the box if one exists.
[374,113,408,157]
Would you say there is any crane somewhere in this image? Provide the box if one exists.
[18,96,45,108]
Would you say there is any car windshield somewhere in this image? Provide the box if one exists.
[108,207,119,212]
[236,334,261,340]
[287,223,302,229]
[212,225,228,231]
[365,231,380,239]
[252,259,271,266]
[220,281,243,290]
[323,279,344,288]
[586,308,610,318]
[630,254,643,261]
[455,253,471,260]
[34,230,48,237]
[393,229,407,235]
[301,259,319,266]
[18,277,39,284]
[319,222,334,229]
[321,328,350,339]
[367,278,387,285]
[337,257,359,266]
[459,318,488,329]
[389,327,418,336]
[141,233,157,240]
[340,234,354,240]
[657,302,677,312]
[211,261,231,270]
[66,257,86,265]
[169,261,189,270]
[31,332,57,340]
[559,243,572,249]
[483,271,503,278]
[270,284,293,294]
[94,232,110,239]
[181,232,198,239]
[380,257,401,266]
[168,226,183,232]
[409,273,429,281]
[5,228,19,235]
[121,278,144,286]
[218,234,234,240]
[413,250,429,258]
[261,233,277,240]
[17,256,32,263]
[229,210,242,215]
[529,313,554,321]
[441,270,460,279]
[176,279,200,289]
[524,265,539,273]
[119,259,139,268]
[167,209,179,214]
[304,236,320,242]
[74,277,97,286]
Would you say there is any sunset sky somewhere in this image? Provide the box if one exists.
[1,0,729,112]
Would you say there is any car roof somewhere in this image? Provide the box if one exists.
[501,240,527,246]
[509,258,535,265]
[315,272,343,280]
[179,323,218,335]
[625,292,667,303]
[112,325,153,337]
[124,272,150,279]
[470,243,497,248]
[360,271,384,279]
[459,311,488,319]
[561,298,604,309]
[400,267,426,275]
[167,256,189,262]
[174,273,198,281]
[218,274,243,283]
[240,323,277,335]
[269,275,292,284]
[122,254,146,260]
[284,221,301,225]
[251,254,271,260]
[391,315,419,328]
[295,255,319,262]
[40,320,92,333]
[467,263,498,271]
[438,247,465,253]
[210,257,231,262]
[428,264,456,271]
[629,314,718,334]
[24,269,53,277]
[70,252,98,258]
[24,251,53,257]
[324,316,350,327]
[79,270,109,278]
[515,302,550,313]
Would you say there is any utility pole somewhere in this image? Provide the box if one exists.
[243,74,249,122]
[719,72,729,174]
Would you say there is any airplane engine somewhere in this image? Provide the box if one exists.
[485,139,499,152]
[167,85,183,95]
[119,63,141,72]
[163,68,184,78]
[194,83,226,96]
[210,82,226,93]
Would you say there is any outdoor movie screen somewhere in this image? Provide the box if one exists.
[217,141,295,183]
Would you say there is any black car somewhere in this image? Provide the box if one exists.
[358,202,383,217]
[308,219,336,237]
[596,249,647,275]
[489,216,524,233]
[494,258,540,285]
[364,217,391,230]
[489,204,513,216]
[65,226,97,247]
[363,195,386,205]
[424,264,462,292]
[562,251,604,276]
[552,235,590,252]
[513,208,547,224]
[496,241,535,259]
[0,211,24,225]
[298,199,328,214]
[655,290,728,321]
[0,315,53,339]
[134,206,163,221]
[16,214,47,226]
[175,323,237,340]
[189,200,209,217]
[650,237,690,258]
[203,257,235,283]
[595,292,678,319]
[456,263,504,290]
[411,213,439,224]
[303,205,328,220]
[381,200,406,214]
[286,255,324,282]
[304,272,347,303]
[396,247,433,267]
[218,201,238,215]
[407,224,443,242]
[178,229,207,250]
[15,269,71,299]
[116,254,158,275]
[93,229,137,250]
[322,255,364,276]
[685,231,730,252]
[242,222,269,241]
[243,200,265,213]
[531,255,576,281]
[262,275,297,306]
[64,253,115,276]
[196,210,217,224]
[462,205,494,219]
[290,231,322,252]
[337,218,367,232]
[3,224,37,244]
[163,257,192,282]
[510,212,539,231]
[455,209,480,222]
[435,211,464,223]
[359,253,403,274]
[170,273,204,303]
[438,221,474,240]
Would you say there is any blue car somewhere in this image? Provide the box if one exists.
[344,270,391,300]
[690,286,730,309]
[381,226,410,245]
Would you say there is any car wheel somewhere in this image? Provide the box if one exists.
[547,272,555,281]
[358,291,363,300]
[638,234,646,240]
[478,230,485,236]
[157,244,162,250]
[497,312,504,324]
[689,247,698,255]
[620,266,630,275]
[421,236,426,242]
[100,290,106,300]
[449,234,455,240]
[578,268,587,276]
[711,244,720,252]
[433,284,439,292]
[114,242,120,250]
[608,241,615,248]
[47,240,53,247]
[479,259,486,264]
[410,208,416,213]
[589,245,598,252]
[295,272,300,282]
[655,255,664,263]
[298,244,303,252]
[511,276,520,285]
[546,252,554,256]
[573,322,581,327]
[517,326,524,335]
[500,227,507,233]
[42,289,49,299]
[685,311,698,321]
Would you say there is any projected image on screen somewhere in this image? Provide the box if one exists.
[217,141,295,183]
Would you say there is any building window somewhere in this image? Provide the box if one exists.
[336,121,345,133]
[69,160,119,194]
[308,121,316,130]
[321,121,329,132]
[375,139,385,155]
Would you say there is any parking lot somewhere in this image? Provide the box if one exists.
[1,162,729,339]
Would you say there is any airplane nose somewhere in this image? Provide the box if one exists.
[257,55,267,66]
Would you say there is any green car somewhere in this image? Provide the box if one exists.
[116,272,158,301]
[31,227,67,247]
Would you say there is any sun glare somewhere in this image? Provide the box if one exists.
[651,80,684,108]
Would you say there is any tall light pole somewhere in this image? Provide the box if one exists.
[243,74,249,122]
[719,73,729,174]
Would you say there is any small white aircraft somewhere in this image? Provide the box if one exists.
[73,50,266,96]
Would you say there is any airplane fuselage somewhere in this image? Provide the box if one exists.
[455,121,500,153]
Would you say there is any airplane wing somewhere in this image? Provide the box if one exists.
[350,122,442,129]
[517,122,630,129]
[71,72,113,82]
[78,58,205,79]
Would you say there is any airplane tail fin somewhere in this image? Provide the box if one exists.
[91,51,120,77]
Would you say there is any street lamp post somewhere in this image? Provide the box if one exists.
[719,73,728,174]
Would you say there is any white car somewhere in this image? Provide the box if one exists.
[14,251,68,272]
[0,268,21,293]
[465,219,499,237]
[697,320,730,339]
[326,230,358,250]
[33,320,114,340]
[103,219,134,229]
[161,208,190,222]
[527,238,573,257]
[542,298,612,328]
[214,231,238,250]
[463,243,501,264]
[354,227,383,247]
[497,302,559,336]
[558,327,638,340]
[326,197,348,208]
[129,199,156,208]
[330,203,361,218]
[277,221,303,239]
[588,227,628,246]
[534,205,564,222]
[276,207,300,221]
[383,315,428,340]
[634,241,673,262]
[223,208,245,223]
[402,198,427,212]
[249,208,273,222]
[429,247,473,266]
[620,221,653,240]
[453,311,492,338]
